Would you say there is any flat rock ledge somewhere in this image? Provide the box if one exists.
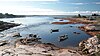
[0,38,84,56]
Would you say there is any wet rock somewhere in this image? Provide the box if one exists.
[15,38,41,47]
[0,41,8,46]
[29,34,38,38]
[0,33,4,37]
[0,21,20,31]
[12,33,22,37]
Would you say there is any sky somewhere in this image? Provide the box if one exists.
[0,0,100,15]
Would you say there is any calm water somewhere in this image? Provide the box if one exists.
[0,16,91,48]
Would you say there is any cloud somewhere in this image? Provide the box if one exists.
[0,5,66,15]
[95,2,100,4]
[0,0,58,1]
[0,4,100,15]
[40,2,51,5]
[71,3,84,5]
[66,11,100,15]
[51,1,87,5]
[70,3,89,5]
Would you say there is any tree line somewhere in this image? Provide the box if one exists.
[0,13,25,18]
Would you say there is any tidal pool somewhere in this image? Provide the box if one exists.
[0,16,91,48]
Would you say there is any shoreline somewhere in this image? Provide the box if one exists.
[0,38,83,56]
[52,18,100,36]
[0,17,99,56]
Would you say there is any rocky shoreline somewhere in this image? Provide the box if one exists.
[0,32,98,56]
[0,37,83,56]
[78,36,100,56]
[0,21,20,31]
[51,18,100,56]
[0,17,99,56]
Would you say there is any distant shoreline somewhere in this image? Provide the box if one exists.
[0,13,25,18]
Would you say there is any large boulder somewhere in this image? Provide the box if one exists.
[79,36,100,55]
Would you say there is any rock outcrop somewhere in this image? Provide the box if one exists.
[15,38,41,47]
[79,36,100,55]
[0,43,82,56]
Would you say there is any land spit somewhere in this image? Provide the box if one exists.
[0,21,20,31]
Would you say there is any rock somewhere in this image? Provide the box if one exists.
[6,32,22,37]
[88,45,99,54]
[0,41,8,46]
[94,45,99,52]
[79,36,100,55]
[85,43,93,49]
[29,34,38,38]
[12,32,22,37]
[79,41,85,47]
[87,36,99,45]
[0,43,83,56]
[15,38,42,47]
[79,41,86,50]
[88,49,95,54]
[0,33,4,37]
[98,44,100,47]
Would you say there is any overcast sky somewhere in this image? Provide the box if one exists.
[0,0,100,15]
